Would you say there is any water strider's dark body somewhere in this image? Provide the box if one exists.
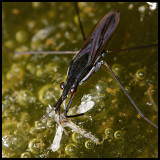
[55,11,120,115]
[39,10,157,128]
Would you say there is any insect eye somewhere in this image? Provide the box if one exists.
[70,87,77,95]
[60,82,65,90]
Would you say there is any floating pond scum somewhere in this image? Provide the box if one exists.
[2,2,158,158]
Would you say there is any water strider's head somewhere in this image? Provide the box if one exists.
[55,79,78,112]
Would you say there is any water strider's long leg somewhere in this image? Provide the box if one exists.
[65,112,91,120]
[64,93,91,119]
[65,113,85,118]
[2,43,157,55]
[103,61,158,129]
[74,2,86,41]
[2,47,78,55]
[105,43,158,54]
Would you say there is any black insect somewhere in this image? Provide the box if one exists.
[56,11,120,116]
[39,7,157,129]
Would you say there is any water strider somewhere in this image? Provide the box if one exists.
[36,6,158,129]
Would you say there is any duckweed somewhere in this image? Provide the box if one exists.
[104,128,113,139]
[85,140,94,149]
[38,84,61,105]
[72,132,83,143]
[6,63,24,80]
[20,112,31,122]
[36,68,45,77]
[28,138,44,154]
[65,143,77,156]
[16,90,36,107]
[35,120,45,128]
[46,119,55,127]
[15,30,28,43]
[136,69,146,80]
[29,127,38,135]
[114,130,123,139]
[124,86,131,93]
[26,63,37,75]
[45,62,59,73]
[20,152,31,158]
[111,64,123,76]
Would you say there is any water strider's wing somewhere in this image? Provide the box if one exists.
[74,11,120,65]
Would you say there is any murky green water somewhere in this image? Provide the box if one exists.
[2,2,158,158]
